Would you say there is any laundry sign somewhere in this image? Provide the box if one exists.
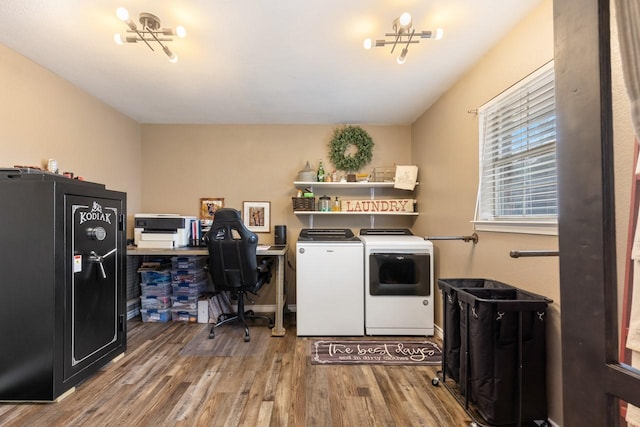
[341,199,415,213]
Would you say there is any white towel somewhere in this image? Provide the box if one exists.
[394,165,418,191]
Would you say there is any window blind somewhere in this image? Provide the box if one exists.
[476,61,557,224]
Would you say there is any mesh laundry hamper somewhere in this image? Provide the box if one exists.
[457,287,551,426]
[436,278,515,386]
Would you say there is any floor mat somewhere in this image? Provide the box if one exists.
[311,339,442,365]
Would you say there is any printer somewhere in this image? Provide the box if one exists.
[134,214,196,248]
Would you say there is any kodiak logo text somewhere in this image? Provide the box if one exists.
[79,201,112,224]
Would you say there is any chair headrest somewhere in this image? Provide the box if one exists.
[208,208,257,244]
[213,208,242,222]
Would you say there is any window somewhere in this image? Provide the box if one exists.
[474,61,557,235]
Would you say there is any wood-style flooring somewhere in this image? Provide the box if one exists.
[0,315,471,426]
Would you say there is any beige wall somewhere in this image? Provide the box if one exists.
[142,125,411,304]
[0,43,143,232]
[140,124,413,303]
[410,0,564,423]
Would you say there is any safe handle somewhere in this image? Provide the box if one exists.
[88,248,117,279]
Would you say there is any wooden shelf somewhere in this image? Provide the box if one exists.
[292,180,419,228]
[294,211,418,216]
[293,181,417,190]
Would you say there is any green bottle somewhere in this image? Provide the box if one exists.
[317,160,325,182]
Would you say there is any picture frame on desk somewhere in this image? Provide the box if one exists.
[200,198,224,221]
[243,201,270,233]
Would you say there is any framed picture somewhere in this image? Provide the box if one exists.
[243,201,270,233]
[200,198,224,221]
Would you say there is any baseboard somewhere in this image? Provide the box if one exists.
[54,387,75,402]
[111,353,125,364]
[239,304,297,313]
[434,324,443,340]
[234,304,277,313]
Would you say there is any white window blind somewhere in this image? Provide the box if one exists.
[475,61,557,234]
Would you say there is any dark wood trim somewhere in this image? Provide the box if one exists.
[555,0,611,424]
[555,0,640,425]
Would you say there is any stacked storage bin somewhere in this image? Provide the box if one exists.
[170,256,208,322]
[139,267,172,322]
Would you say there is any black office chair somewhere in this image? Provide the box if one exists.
[204,208,273,342]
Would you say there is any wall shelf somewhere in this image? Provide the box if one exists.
[294,211,418,216]
[293,180,419,228]
[294,181,418,190]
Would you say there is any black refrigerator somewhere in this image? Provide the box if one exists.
[0,168,127,401]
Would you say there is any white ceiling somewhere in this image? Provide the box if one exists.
[0,0,543,125]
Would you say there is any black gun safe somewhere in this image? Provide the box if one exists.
[0,168,127,401]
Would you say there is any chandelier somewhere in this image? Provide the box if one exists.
[364,12,443,64]
[113,7,186,63]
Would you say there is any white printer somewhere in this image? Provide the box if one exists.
[134,214,196,248]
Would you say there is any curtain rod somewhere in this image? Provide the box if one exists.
[509,250,559,258]
[426,233,478,244]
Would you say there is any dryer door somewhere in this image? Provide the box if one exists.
[369,253,431,296]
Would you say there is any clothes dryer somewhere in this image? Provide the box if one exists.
[359,229,434,336]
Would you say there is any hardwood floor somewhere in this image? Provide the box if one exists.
[0,315,471,426]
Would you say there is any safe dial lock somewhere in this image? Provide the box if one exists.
[86,226,107,241]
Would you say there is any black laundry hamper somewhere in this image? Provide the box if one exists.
[456,287,551,426]
[436,278,515,388]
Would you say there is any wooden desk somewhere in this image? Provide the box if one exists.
[127,245,288,337]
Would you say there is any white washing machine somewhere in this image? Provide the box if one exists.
[359,229,434,336]
[296,229,364,336]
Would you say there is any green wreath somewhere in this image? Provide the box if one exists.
[328,125,374,172]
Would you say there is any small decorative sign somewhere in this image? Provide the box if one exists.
[341,199,415,213]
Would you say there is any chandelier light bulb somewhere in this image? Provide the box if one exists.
[435,28,444,40]
[113,33,124,45]
[163,46,178,63]
[175,25,187,38]
[397,48,408,64]
[116,7,129,22]
[363,38,372,50]
[399,12,412,27]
